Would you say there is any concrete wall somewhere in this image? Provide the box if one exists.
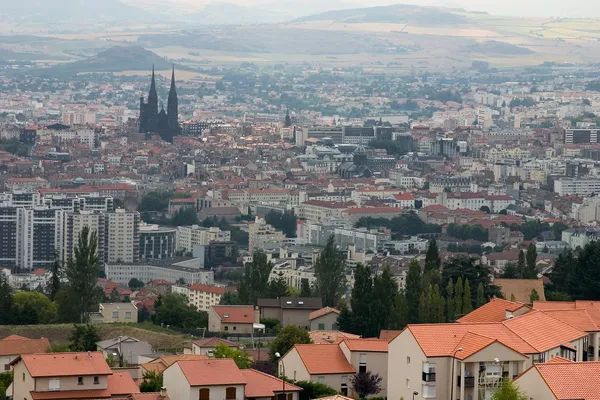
[387,329,429,400]
[35,375,109,391]
[310,313,338,331]
[281,309,314,329]
[11,361,36,400]
[189,384,245,400]
[514,368,557,400]
[279,348,310,382]
[163,362,192,400]
[208,307,222,332]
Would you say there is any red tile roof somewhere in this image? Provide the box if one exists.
[379,330,402,342]
[309,331,360,345]
[341,339,388,353]
[176,359,247,386]
[458,298,528,323]
[241,369,301,397]
[30,389,111,399]
[293,344,355,375]
[211,305,255,324]
[542,309,600,332]
[15,352,112,377]
[108,372,140,395]
[0,336,50,356]
[518,361,600,400]
[192,337,237,348]
[309,307,339,321]
[190,284,226,295]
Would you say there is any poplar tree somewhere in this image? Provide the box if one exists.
[463,279,473,315]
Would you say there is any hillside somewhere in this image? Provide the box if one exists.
[295,3,469,25]
[33,46,172,77]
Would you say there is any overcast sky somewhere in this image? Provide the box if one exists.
[160,0,600,18]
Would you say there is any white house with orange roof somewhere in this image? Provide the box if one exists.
[338,339,388,398]
[0,335,49,370]
[388,309,589,400]
[208,305,259,333]
[309,307,340,331]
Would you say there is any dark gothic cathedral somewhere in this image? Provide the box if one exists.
[139,66,180,143]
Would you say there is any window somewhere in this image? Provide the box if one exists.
[318,323,325,330]
[48,378,60,391]
[125,312,132,319]
[226,387,236,399]
[224,326,229,331]
[233,326,236,331]
[199,388,210,400]
[407,356,411,365]
[22,373,25,381]
[422,384,436,399]
[318,376,325,384]
[94,376,100,385]
[287,394,293,400]
[406,379,410,388]
[78,377,84,385]
[332,323,338,330]
[112,311,119,319]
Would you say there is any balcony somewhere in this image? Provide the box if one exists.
[422,372,436,382]
[457,376,475,388]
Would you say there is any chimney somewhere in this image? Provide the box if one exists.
[87,351,92,359]
[160,387,167,398]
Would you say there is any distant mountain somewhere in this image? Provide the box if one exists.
[466,41,533,55]
[188,2,282,25]
[257,0,363,19]
[32,46,171,77]
[294,3,469,25]
[0,0,153,23]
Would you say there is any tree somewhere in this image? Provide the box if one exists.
[171,208,198,226]
[529,289,540,303]
[300,279,312,297]
[313,236,346,307]
[48,249,62,301]
[13,291,58,324]
[462,279,473,315]
[128,278,145,290]
[480,205,491,214]
[425,239,441,271]
[285,109,292,127]
[220,292,242,305]
[294,381,337,400]
[501,262,520,279]
[490,379,528,400]
[431,284,445,323]
[548,249,576,296]
[251,360,277,375]
[370,267,398,335]
[0,371,12,400]
[0,273,13,324]
[238,251,273,305]
[349,264,373,336]
[405,260,422,324]
[350,372,383,399]
[69,324,100,351]
[214,343,252,369]
[270,325,312,362]
[390,290,408,329]
[138,306,151,323]
[140,371,163,392]
[154,293,208,329]
[454,277,463,318]
[476,282,486,308]
[337,304,354,333]
[268,273,289,299]
[445,279,455,322]
[524,243,538,279]
[287,286,301,297]
[442,255,500,300]
[65,226,100,323]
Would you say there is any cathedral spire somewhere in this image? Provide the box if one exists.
[148,64,158,114]
[170,64,176,93]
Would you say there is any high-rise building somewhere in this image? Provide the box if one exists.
[248,217,286,255]
[58,210,107,265]
[139,224,177,260]
[106,209,140,264]
[176,225,231,253]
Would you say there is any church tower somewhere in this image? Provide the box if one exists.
[146,65,159,131]
[166,65,179,142]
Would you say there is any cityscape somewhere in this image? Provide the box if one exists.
[2,0,600,399]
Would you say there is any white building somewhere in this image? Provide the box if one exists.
[248,217,286,255]
[176,225,231,253]
[106,259,214,285]
[555,178,600,196]
[172,284,226,312]
[106,209,140,264]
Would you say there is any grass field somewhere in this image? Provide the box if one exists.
[0,323,188,349]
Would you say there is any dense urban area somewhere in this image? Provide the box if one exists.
[3,2,600,400]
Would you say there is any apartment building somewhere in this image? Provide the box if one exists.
[58,210,106,265]
[106,209,140,264]
[554,177,600,196]
[338,339,388,398]
[5,177,48,192]
[248,217,286,255]
[139,224,177,260]
[295,200,355,222]
[172,284,226,312]
[106,259,214,285]
[387,310,588,400]
[10,352,139,400]
[176,225,231,253]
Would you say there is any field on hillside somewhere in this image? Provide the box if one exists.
[0,323,188,349]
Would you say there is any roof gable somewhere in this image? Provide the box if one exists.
[176,359,247,386]
[294,344,355,375]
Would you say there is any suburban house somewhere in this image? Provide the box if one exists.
[309,331,360,345]
[309,307,340,331]
[515,358,600,399]
[278,344,356,395]
[10,352,140,400]
[258,297,322,329]
[140,355,208,375]
[338,339,388,398]
[387,310,588,400]
[240,369,302,400]
[457,297,530,323]
[0,335,49,371]
[96,336,152,366]
[185,337,238,355]
[208,305,258,333]
[90,302,138,323]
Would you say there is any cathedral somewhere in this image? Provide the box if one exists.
[139,65,180,143]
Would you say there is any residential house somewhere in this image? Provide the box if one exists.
[338,339,388,398]
[0,335,49,371]
[515,359,600,400]
[90,303,138,323]
[10,352,140,400]
[309,331,360,345]
[140,355,209,375]
[163,359,246,400]
[187,338,238,356]
[96,336,152,366]
[279,344,355,394]
[208,305,258,333]
[457,298,530,324]
[258,297,323,329]
[240,369,302,400]
[387,310,588,400]
[309,307,340,331]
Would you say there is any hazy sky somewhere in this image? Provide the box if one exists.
[136,0,600,18]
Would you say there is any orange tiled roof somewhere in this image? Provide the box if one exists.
[176,359,247,386]
[341,339,388,353]
[141,355,209,374]
[379,330,402,342]
[309,330,360,345]
[542,309,600,332]
[189,284,226,295]
[521,361,600,400]
[108,372,140,396]
[532,301,576,310]
[0,336,49,356]
[293,344,355,375]
[192,337,237,348]
[211,305,255,324]
[309,307,339,321]
[458,297,528,323]
[15,352,112,377]
[30,389,111,399]
[241,369,302,397]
